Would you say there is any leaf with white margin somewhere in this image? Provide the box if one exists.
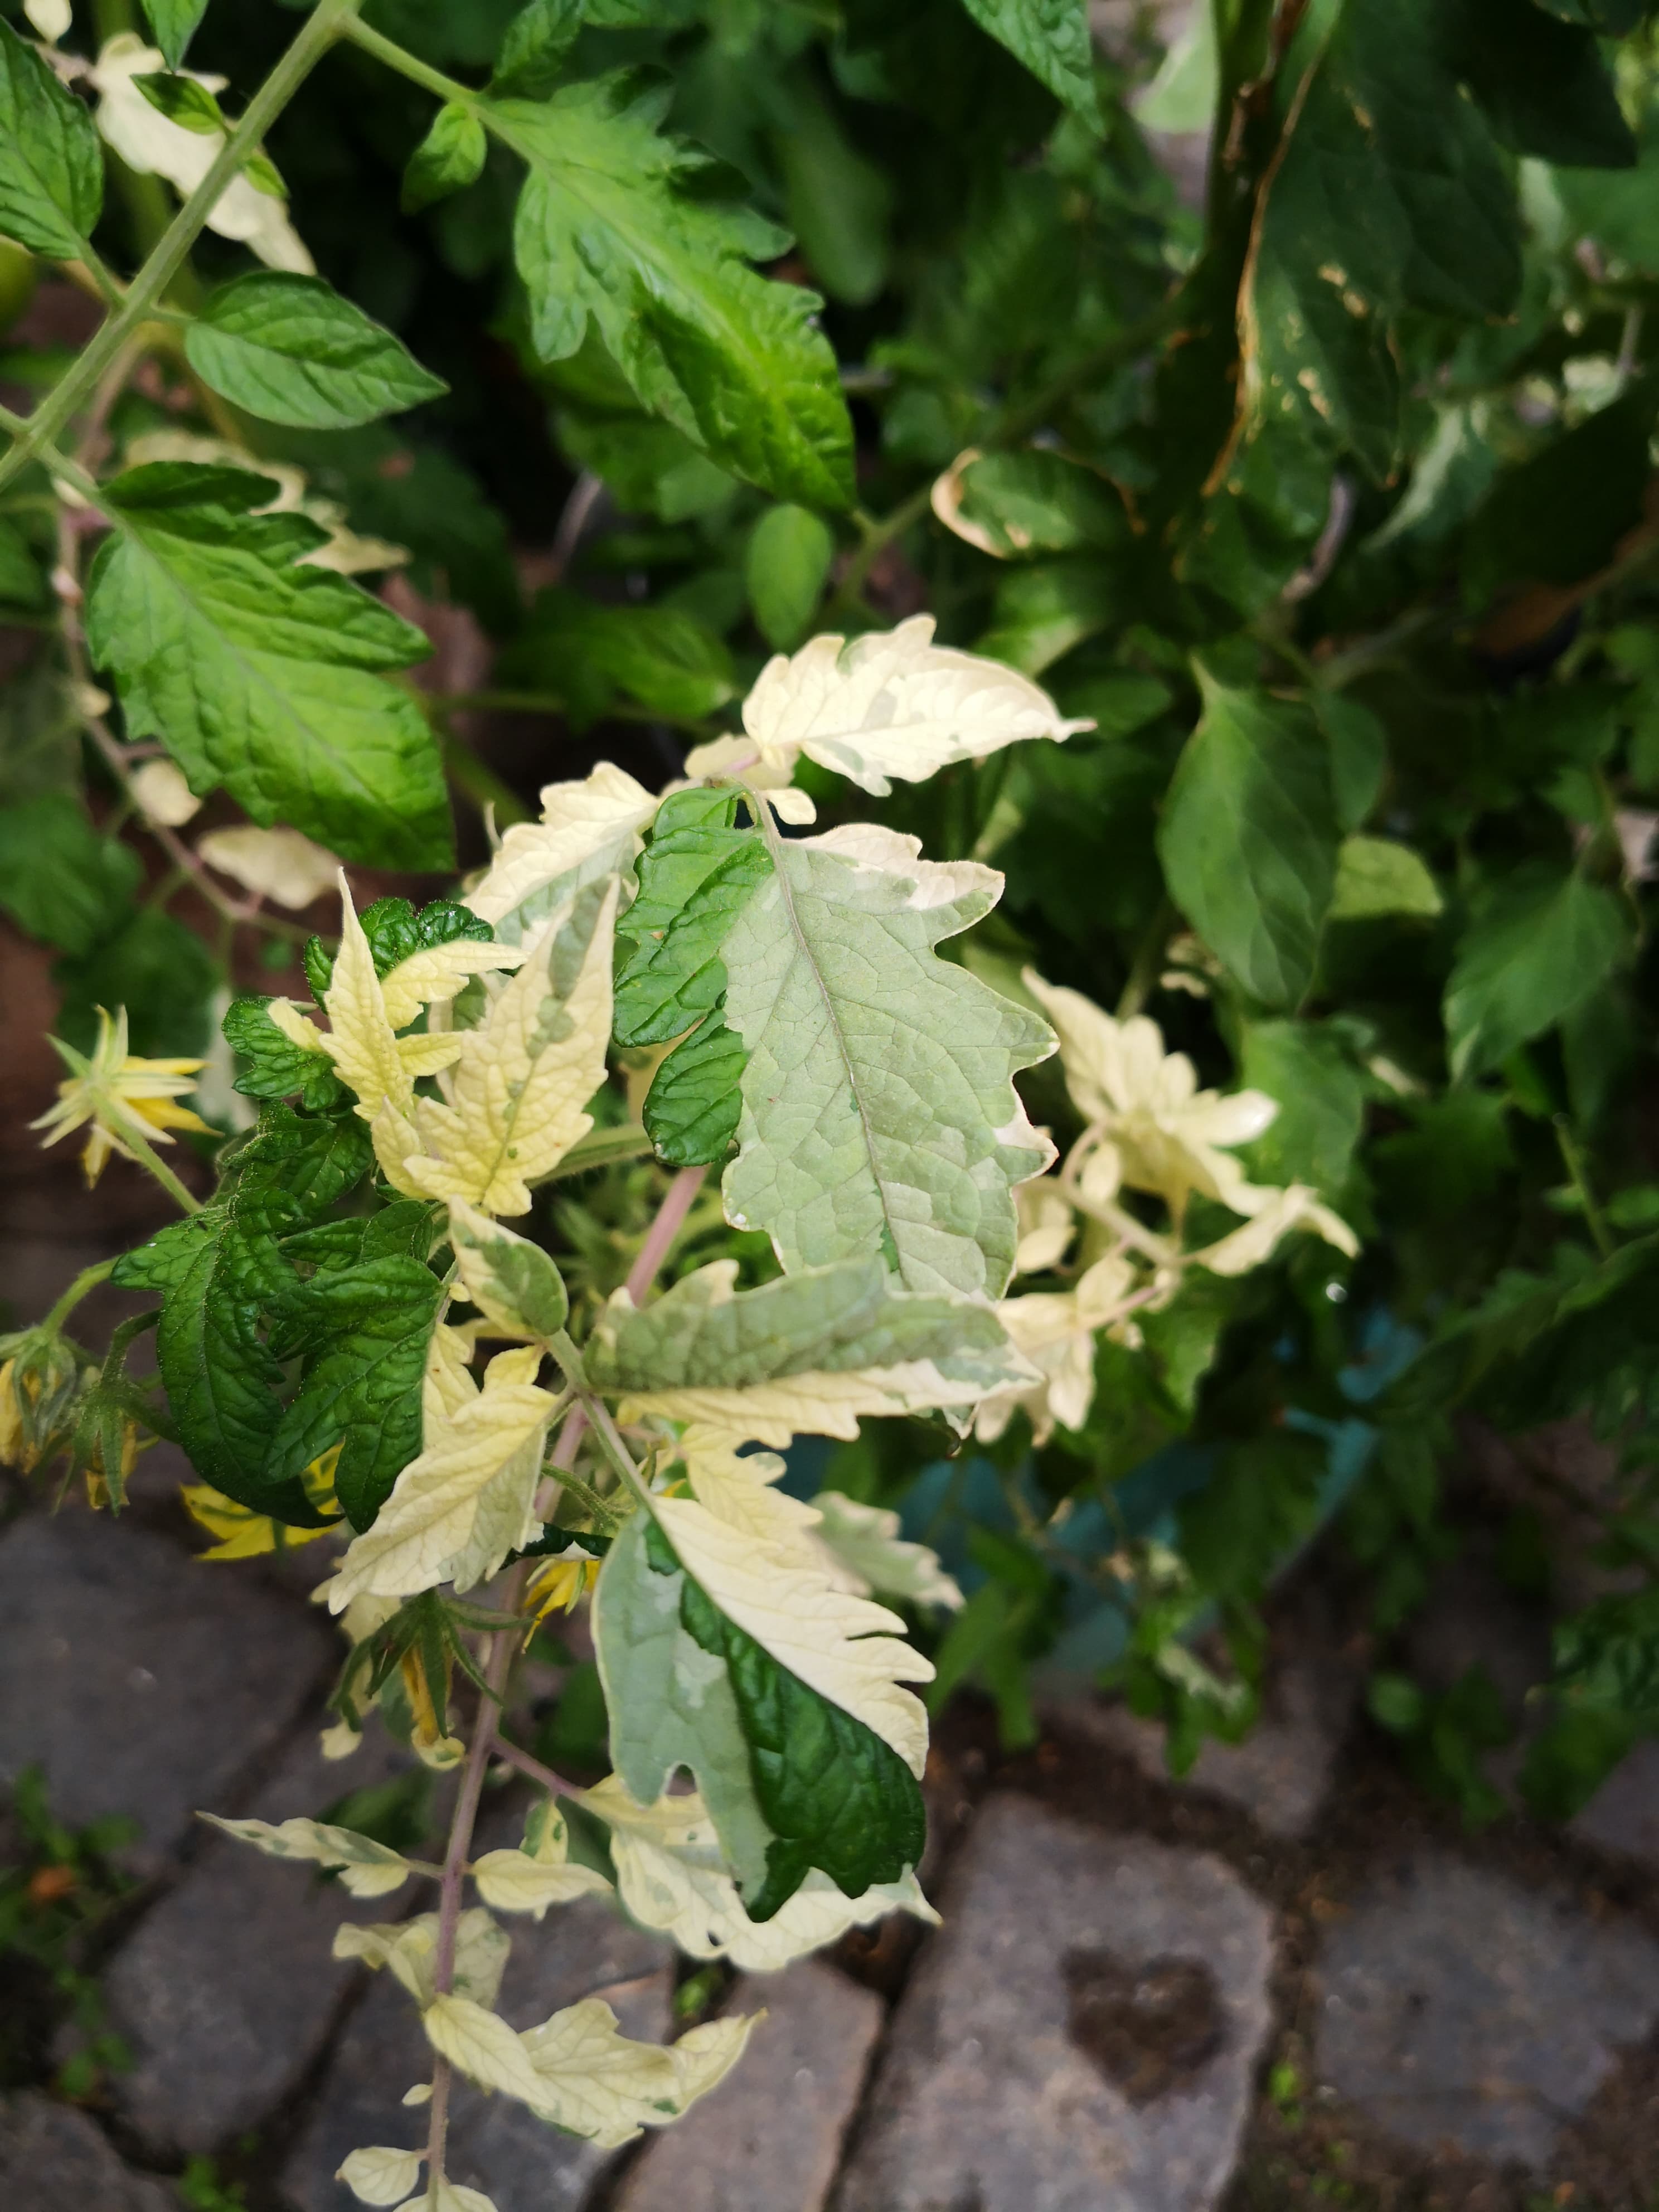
[740,614,1090,796]
[582,1772,938,1972]
[314,879,465,1123]
[447,1199,569,1341]
[334,1906,508,2011]
[809,1491,964,1611]
[518,1997,756,2146]
[678,1431,821,1547]
[465,762,658,945]
[424,1993,551,2108]
[402,876,619,1215]
[470,1851,612,1918]
[336,2145,424,2208]
[202,1813,413,1898]
[328,1344,557,1606]
[586,1254,1039,1446]
[721,822,1055,1298]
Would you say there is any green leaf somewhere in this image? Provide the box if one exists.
[139,0,210,71]
[53,908,216,1058]
[1444,865,1628,1081]
[1444,0,1636,168]
[973,558,1115,675]
[0,793,139,956]
[746,505,835,652]
[1157,679,1340,1010]
[499,588,736,725]
[1328,835,1443,921]
[720,823,1055,1298]
[185,273,449,431]
[1314,693,1388,833]
[134,71,225,136]
[0,659,80,806]
[85,463,452,870]
[1239,1021,1366,1197]
[494,74,855,507]
[0,18,103,261]
[222,995,348,1112]
[490,0,583,98]
[0,515,45,606]
[938,449,1129,560]
[402,101,489,215]
[614,788,772,1047]
[1463,379,1659,601]
[266,1255,445,1530]
[641,1008,745,1167]
[595,1509,926,1920]
[771,71,891,307]
[958,0,1099,121]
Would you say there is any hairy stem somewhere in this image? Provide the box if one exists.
[42,1259,117,1335]
[0,0,365,496]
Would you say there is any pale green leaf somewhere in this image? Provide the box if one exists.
[1329,834,1444,920]
[518,1997,756,2146]
[425,1993,551,2109]
[0,19,103,260]
[746,504,835,651]
[469,1850,612,1918]
[1445,866,1627,1081]
[84,464,451,869]
[447,1201,569,1342]
[720,822,1056,1298]
[809,1491,965,1611]
[185,273,448,430]
[403,100,488,214]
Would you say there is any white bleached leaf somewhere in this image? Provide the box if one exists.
[808,1491,964,1611]
[741,614,1089,795]
[202,1814,414,1898]
[336,2145,424,2208]
[433,2186,497,2212]
[424,1993,552,2109]
[130,756,202,827]
[24,0,72,40]
[328,1343,557,1606]
[197,824,341,910]
[379,940,525,1030]
[1191,1183,1358,1275]
[402,878,619,1215]
[518,1996,757,2147]
[975,1253,1141,1446]
[334,1907,508,2012]
[680,1432,821,1547]
[722,822,1055,1298]
[466,762,658,944]
[653,1490,933,1775]
[1013,1175,1074,1274]
[583,1773,939,1972]
[469,1850,613,1918]
[316,880,464,1123]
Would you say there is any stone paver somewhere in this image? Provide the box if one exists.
[0,2091,173,2212]
[1570,1739,1659,1871]
[1316,1850,1659,2166]
[104,1724,416,2155]
[836,1796,1274,2212]
[617,1958,884,2212]
[282,1891,673,2212]
[0,1510,332,1873]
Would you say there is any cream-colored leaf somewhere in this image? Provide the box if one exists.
[336,2145,424,2208]
[197,825,340,910]
[380,941,526,1031]
[619,1357,1019,1448]
[467,763,657,944]
[469,1850,613,1919]
[433,2185,497,2212]
[1191,1183,1358,1275]
[1013,1176,1074,1275]
[678,1432,822,1546]
[424,1994,551,2109]
[266,997,329,1056]
[25,0,72,41]
[318,880,413,1123]
[522,1798,569,1864]
[584,1773,938,1972]
[334,1908,508,2011]
[652,1492,932,1774]
[202,1814,413,1897]
[518,1997,757,2147]
[976,1254,1141,1447]
[129,757,201,827]
[741,614,1090,797]
[403,880,619,1216]
[329,1347,557,1606]
[808,1491,964,1611]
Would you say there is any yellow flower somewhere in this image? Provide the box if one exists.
[31,1006,210,1187]
[525,1551,599,1626]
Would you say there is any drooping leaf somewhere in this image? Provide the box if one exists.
[0,19,103,261]
[139,0,210,71]
[958,0,1099,121]
[1444,865,1628,1081]
[85,464,452,869]
[718,823,1055,1297]
[185,272,449,430]
[402,100,489,214]
[202,1812,414,1898]
[1157,678,1340,1010]
[492,73,855,507]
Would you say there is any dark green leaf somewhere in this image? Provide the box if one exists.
[0,794,139,957]
[1239,1021,1366,1197]
[0,20,103,261]
[304,894,494,998]
[941,448,1129,560]
[1463,379,1659,601]
[1444,0,1636,168]
[613,787,771,1046]
[642,1006,745,1166]
[222,995,348,1112]
[772,71,891,307]
[958,0,1099,121]
[1314,692,1388,833]
[0,515,44,606]
[185,273,449,430]
[139,0,210,71]
[495,74,855,507]
[1157,678,1340,1008]
[402,100,489,215]
[0,659,80,806]
[86,463,452,870]
[499,588,736,725]
[1444,865,1628,1081]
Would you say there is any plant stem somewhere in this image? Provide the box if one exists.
[1115,896,1177,1020]
[1555,1115,1613,1259]
[0,0,365,497]
[491,1736,578,1799]
[115,1119,204,1215]
[342,14,477,105]
[42,1260,117,1335]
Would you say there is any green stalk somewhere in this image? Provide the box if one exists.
[42,1260,117,1335]
[0,0,365,496]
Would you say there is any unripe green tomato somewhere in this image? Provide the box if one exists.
[0,238,38,335]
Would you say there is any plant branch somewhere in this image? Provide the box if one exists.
[491,1735,578,1799]
[0,0,365,497]
[42,1260,117,1336]
[341,14,477,105]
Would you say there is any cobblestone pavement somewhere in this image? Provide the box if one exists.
[9,1196,1659,2211]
